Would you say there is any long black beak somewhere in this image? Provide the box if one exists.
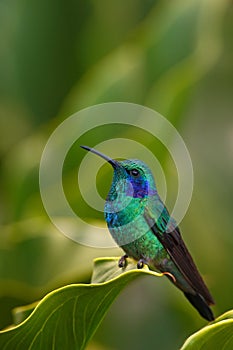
[80,145,119,168]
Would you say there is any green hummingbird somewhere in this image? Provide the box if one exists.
[81,145,215,321]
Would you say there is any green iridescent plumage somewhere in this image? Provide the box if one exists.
[81,146,215,321]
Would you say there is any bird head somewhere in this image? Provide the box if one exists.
[80,145,157,200]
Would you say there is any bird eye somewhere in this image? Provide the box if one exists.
[130,169,140,177]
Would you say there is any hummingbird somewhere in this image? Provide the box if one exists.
[81,145,215,321]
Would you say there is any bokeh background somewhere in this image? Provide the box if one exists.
[0,0,233,349]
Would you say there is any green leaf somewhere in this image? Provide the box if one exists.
[0,257,164,350]
[12,302,39,326]
[181,310,233,350]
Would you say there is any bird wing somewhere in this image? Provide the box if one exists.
[144,204,214,305]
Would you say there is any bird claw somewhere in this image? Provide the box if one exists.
[118,255,128,268]
[137,259,148,269]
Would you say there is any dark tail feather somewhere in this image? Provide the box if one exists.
[184,292,215,321]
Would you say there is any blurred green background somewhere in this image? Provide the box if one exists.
[0,0,233,349]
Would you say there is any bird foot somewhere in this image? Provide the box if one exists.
[137,259,148,269]
[118,255,128,268]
